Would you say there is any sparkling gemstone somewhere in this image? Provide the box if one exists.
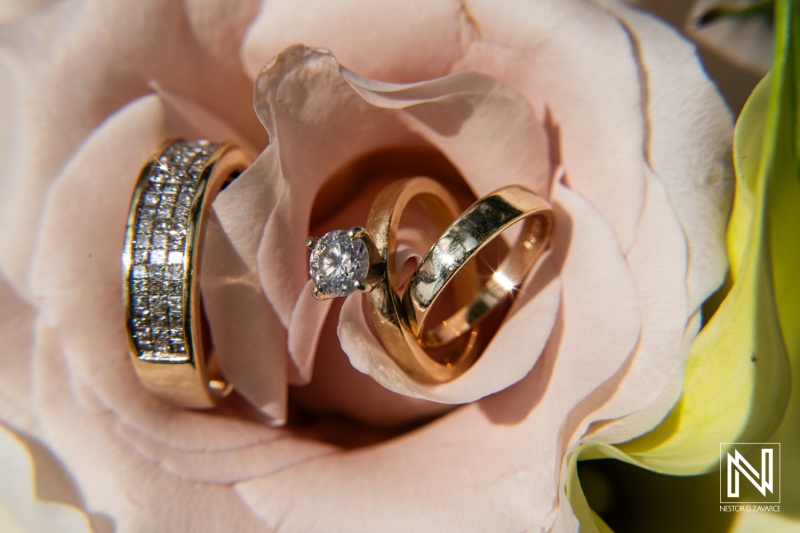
[134,232,150,249]
[149,249,166,265]
[142,192,160,206]
[309,230,369,297]
[166,265,183,280]
[137,218,153,232]
[167,251,184,264]
[131,265,148,278]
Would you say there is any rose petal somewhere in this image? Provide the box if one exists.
[0,422,93,533]
[31,325,273,532]
[586,310,700,445]
[237,404,549,532]
[340,66,551,198]
[0,0,54,24]
[202,208,289,421]
[287,280,333,384]
[241,0,462,83]
[456,0,647,253]
[117,422,335,484]
[591,0,734,314]
[291,298,455,426]
[0,273,36,429]
[577,169,689,439]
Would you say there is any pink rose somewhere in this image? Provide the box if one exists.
[0,1,732,531]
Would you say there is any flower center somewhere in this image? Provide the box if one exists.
[309,230,369,297]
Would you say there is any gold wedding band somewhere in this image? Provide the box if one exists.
[365,178,482,382]
[122,140,250,408]
[404,186,553,348]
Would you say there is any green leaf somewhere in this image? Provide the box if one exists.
[697,1,774,28]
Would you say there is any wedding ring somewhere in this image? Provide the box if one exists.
[307,178,481,383]
[403,185,553,348]
[122,140,250,408]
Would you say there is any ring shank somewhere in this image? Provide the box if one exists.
[366,178,482,383]
[403,186,553,348]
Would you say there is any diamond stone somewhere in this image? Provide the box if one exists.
[309,230,369,297]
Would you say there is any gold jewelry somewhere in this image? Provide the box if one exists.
[403,185,553,349]
[122,140,250,408]
[306,178,481,383]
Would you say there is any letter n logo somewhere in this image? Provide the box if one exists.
[720,443,781,504]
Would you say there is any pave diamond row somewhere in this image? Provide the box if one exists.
[127,140,218,363]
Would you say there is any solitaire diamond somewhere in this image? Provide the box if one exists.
[309,230,369,298]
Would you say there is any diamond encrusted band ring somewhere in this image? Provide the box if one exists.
[122,140,250,408]
[404,185,553,349]
[307,178,482,383]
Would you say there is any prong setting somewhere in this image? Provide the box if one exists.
[348,226,368,240]
[353,279,373,293]
[311,285,335,301]
[307,229,374,299]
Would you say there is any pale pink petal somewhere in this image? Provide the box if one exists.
[153,84,255,152]
[586,310,701,445]
[0,0,263,300]
[287,280,332,384]
[241,0,462,82]
[340,66,551,198]
[0,273,36,429]
[29,92,281,447]
[0,0,54,24]
[31,326,273,533]
[0,423,93,533]
[538,181,641,450]
[118,423,335,484]
[577,169,688,437]
[207,145,294,418]
[456,0,647,253]
[237,405,548,532]
[592,0,734,313]
[202,209,289,422]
